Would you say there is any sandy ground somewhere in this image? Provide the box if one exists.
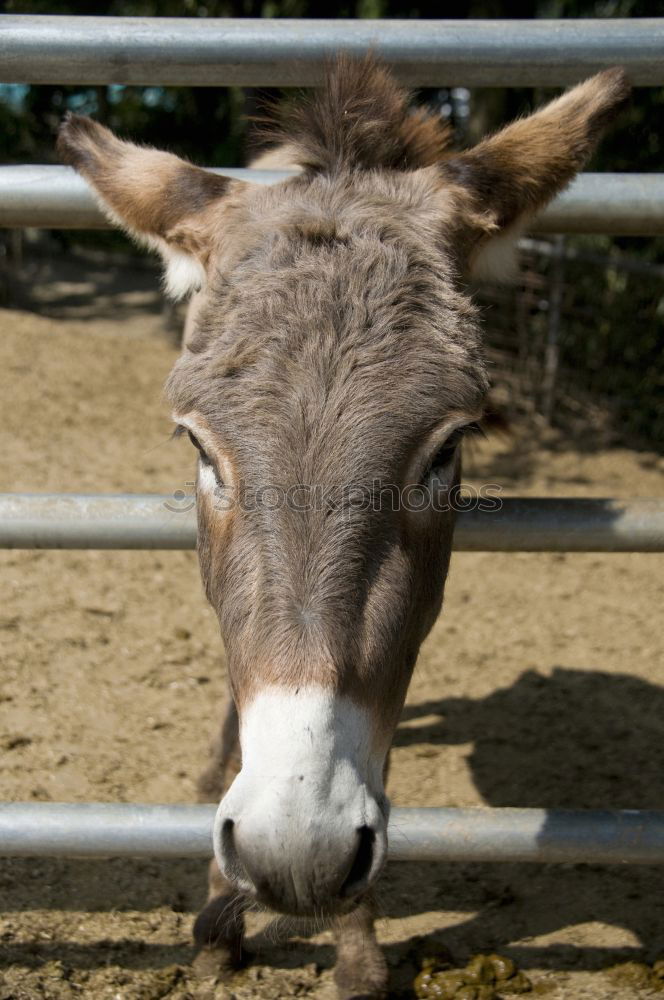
[0,264,663,999]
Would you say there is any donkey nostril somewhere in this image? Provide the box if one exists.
[219,817,248,886]
[221,817,234,848]
[340,825,375,898]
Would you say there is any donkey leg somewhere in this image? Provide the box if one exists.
[333,749,390,998]
[193,697,245,978]
[333,895,388,1000]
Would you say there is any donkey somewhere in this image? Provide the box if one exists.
[58,57,629,998]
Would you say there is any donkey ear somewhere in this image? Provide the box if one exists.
[57,113,237,299]
[440,68,630,281]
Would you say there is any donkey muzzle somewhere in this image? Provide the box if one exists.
[213,687,389,914]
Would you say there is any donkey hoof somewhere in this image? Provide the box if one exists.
[336,990,387,1000]
[192,893,245,979]
[192,945,239,981]
[334,956,388,1000]
[336,994,386,1000]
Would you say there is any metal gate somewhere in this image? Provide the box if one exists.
[1,15,663,863]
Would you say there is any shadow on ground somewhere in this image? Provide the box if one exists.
[1,667,663,988]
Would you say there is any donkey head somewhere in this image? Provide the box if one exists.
[59,58,628,916]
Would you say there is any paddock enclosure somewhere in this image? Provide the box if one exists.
[1,16,664,1000]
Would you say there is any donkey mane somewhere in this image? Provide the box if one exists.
[266,54,453,174]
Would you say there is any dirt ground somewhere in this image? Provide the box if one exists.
[1,260,663,999]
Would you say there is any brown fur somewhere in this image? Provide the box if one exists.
[168,161,483,724]
[439,67,630,262]
[262,53,453,173]
[57,112,232,250]
[58,56,630,997]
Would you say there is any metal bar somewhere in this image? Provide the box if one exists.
[0,803,215,860]
[1,167,663,235]
[1,17,663,87]
[0,166,294,230]
[456,498,664,553]
[1,803,663,864]
[388,808,664,864]
[0,494,198,551]
[0,494,663,553]
[536,174,664,235]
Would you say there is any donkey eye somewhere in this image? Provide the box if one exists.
[423,421,483,483]
[186,430,212,466]
[430,438,460,474]
[423,429,466,482]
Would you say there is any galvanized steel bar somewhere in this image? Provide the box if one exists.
[389,808,664,864]
[0,494,663,552]
[0,493,198,550]
[1,17,663,88]
[0,803,215,859]
[456,497,664,553]
[535,174,664,236]
[1,167,663,235]
[0,166,294,230]
[1,803,663,864]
